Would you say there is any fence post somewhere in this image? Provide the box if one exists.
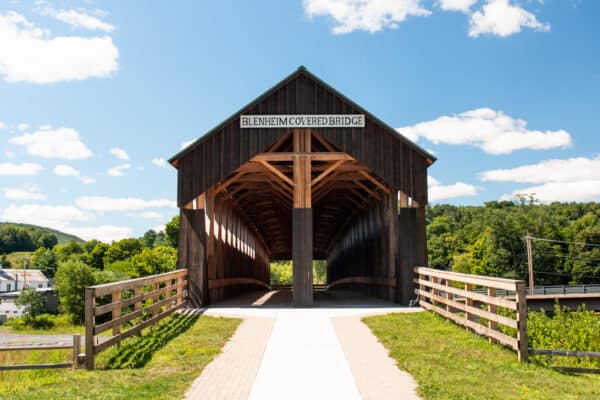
[446,279,453,313]
[72,334,81,370]
[515,281,528,362]
[84,287,95,370]
[465,283,473,321]
[112,291,121,336]
[487,287,497,344]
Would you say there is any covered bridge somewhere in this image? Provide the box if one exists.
[170,66,435,307]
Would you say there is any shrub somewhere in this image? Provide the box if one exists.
[528,303,600,369]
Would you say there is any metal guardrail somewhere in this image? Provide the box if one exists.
[527,284,600,295]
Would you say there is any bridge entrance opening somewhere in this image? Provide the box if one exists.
[172,67,433,307]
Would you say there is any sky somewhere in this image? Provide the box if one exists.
[0,0,598,243]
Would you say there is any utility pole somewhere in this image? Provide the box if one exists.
[525,235,534,293]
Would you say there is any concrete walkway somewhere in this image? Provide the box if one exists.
[183,290,422,400]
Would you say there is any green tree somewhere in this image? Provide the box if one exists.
[15,288,45,318]
[31,247,58,278]
[103,238,144,265]
[35,233,58,249]
[130,245,177,276]
[55,240,85,262]
[89,242,109,270]
[165,216,179,248]
[142,229,158,248]
[54,260,98,324]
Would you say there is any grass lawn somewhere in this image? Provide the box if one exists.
[363,311,600,400]
[2,251,33,269]
[0,313,241,400]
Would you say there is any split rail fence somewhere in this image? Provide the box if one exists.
[85,269,188,369]
[414,266,528,362]
[0,334,81,371]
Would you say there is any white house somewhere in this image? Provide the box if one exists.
[0,266,49,293]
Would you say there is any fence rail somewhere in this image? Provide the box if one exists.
[414,267,528,362]
[85,269,188,370]
[0,334,81,371]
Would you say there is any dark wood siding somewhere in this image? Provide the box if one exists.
[175,71,431,207]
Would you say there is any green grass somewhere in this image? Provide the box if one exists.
[0,314,241,400]
[0,314,86,335]
[363,311,600,400]
[3,251,33,269]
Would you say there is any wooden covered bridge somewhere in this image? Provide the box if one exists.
[169,66,435,307]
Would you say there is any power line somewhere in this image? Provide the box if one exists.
[528,236,600,249]
[535,252,600,263]
[535,270,600,281]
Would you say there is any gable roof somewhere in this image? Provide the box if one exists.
[169,66,436,166]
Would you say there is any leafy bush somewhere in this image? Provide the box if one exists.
[528,303,600,368]
[6,313,55,330]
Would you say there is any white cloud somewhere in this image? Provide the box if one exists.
[0,162,43,175]
[398,108,571,155]
[507,182,600,203]
[110,147,129,160]
[151,225,165,233]
[0,121,5,129]
[4,151,16,159]
[39,124,52,130]
[80,176,95,184]
[1,204,91,230]
[53,164,95,184]
[67,225,132,243]
[469,0,550,37]
[129,211,163,220]
[17,123,29,131]
[303,0,430,34]
[481,155,600,203]
[9,127,93,159]
[42,8,115,32]
[54,164,79,177]
[0,11,118,83]
[4,185,46,201]
[180,139,194,149]
[429,175,478,201]
[152,157,167,167]
[76,196,176,212]
[107,163,130,176]
[480,155,600,184]
[439,0,477,13]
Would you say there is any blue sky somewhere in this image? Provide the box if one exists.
[0,0,598,242]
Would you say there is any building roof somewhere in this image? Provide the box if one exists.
[0,269,48,282]
[169,66,436,165]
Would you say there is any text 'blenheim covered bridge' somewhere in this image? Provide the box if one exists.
[169,66,435,307]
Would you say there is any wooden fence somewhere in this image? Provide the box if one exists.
[85,269,188,370]
[414,267,528,362]
[0,334,81,371]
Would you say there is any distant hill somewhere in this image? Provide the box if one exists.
[0,222,84,244]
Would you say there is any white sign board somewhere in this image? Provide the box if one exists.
[240,114,365,129]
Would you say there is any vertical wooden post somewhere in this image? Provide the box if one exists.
[73,334,81,370]
[487,287,497,344]
[152,282,160,316]
[387,190,397,302]
[465,283,473,322]
[206,188,216,303]
[292,129,313,306]
[84,287,95,370]
[526,235,534,293]
[112,291,121,336]
[133,287,142,311]
[515,281,528,362]
[446,279,453,313]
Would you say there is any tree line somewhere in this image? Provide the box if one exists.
[427,197,600,285]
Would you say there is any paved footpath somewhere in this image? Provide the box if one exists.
[183,295,422,400]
